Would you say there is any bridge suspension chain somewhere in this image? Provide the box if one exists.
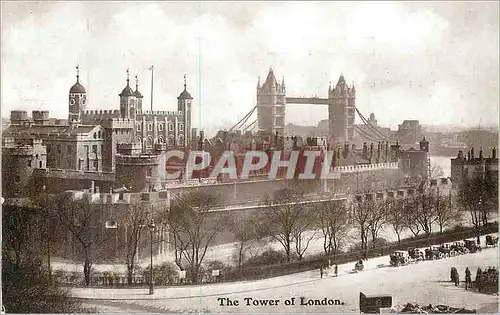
[355,125,386,143]
[355,108,393,141]
[229,106,257,131]
[243,119,257,132]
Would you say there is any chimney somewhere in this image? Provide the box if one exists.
[471,147,475,159]
[467,150,471,161]
[479,147,483,159]
[493,147,496,159]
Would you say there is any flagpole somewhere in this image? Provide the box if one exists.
[150,65,154,111]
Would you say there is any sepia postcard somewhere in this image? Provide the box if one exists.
[1,1,498,314]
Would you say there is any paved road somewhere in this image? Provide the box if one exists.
[73,242,498,313]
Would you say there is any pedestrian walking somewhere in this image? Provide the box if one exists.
[455,271,460,287]
[334,264,338,277]
[465,267,472,290]
[320,266,324,279]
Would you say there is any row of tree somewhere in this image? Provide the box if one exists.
[4,172,496,290]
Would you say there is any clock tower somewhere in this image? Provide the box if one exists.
[68,65,87,123]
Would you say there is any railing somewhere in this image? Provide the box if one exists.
[333,162,398,173]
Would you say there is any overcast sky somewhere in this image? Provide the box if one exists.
[2,1,498,136]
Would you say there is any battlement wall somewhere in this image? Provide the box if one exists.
[82,110,121,118]
[137,110,184,118]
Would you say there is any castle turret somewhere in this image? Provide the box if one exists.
[68,65,87,123]
[134,75,144,112]
[177,74,193,148]
[256,68,286,135]
[328,73,356,147]
[419,137,429,153]
[119,68,137,120]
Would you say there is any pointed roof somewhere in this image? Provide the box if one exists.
[134,75,143,98]
[177,74,193,100]
[119,68,135,97]
[69,65,86,94]
[263,68,278,88]
[336,74,346,88]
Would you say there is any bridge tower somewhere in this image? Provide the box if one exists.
[257,68,286,136]
[328,74,356,147]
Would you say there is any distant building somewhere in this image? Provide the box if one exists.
[450,147,498,186]
[397,120,422,145]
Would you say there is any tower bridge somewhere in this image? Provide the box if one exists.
[231,68,359,147]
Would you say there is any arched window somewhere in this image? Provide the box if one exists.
[168,123,174,131]
[179,123,184,131]
[158,137,164,144]
[98,131,101,138]
[137,123,141,131]
[146,137,153,147]
[168,136,174,146]
[93,132,97,139]
[178,135,184,144]
[148,124,153,131]
[158,123,163,131]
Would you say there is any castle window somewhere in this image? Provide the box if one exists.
[93,133,97,139]
[148,123,153,131]
[137,124,141,131]
[158,137,163,144]
[94,160,99,171]
[146,137,153,147]
[57,145,61,154]
[98,131,101,138]
[168,123,173,131]
[39,161,43,168]
[179,123,184,131]
[92,145,97,154]
[159,123,163,131]
[101,145,104,156]
[28,160,32,167]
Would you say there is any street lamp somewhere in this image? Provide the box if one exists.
[148,217,156,295]
[477,197,482,245]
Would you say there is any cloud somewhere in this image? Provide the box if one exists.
[1,2,498,137]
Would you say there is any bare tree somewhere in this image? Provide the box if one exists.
[2,202,40,268]
[55,194,103,286]
[124,203,149,285]
[415,189,436,236]
[230,214,262,270]
[316,200,349,255]
[168,189,228,283]
[351,197,374,250]
[258,188,308,262]
[387,199,406,244]
[403,196,422,237]
[367,199,387,247]
[434,191,457,234]
[292,206,318,261]
[457,175,496,244]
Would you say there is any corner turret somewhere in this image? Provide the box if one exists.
[68,65,87,123]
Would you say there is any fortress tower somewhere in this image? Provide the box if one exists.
[328,74,356,146]
[68,65,87,123]
[177,75,193,148]
[257,68,286,136]
[119,69,137,120]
